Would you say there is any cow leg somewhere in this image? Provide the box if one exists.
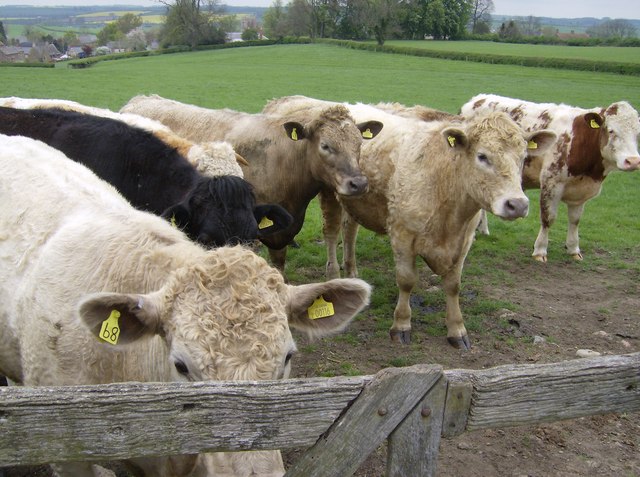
[390,242,417,345]
[566,202,585,260]
[319,189,342,279]
[441,266,470,350]
[268,247,288,280]
[342,213,360,278]
[532,185,562,262]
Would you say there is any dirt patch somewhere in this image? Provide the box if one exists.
[3,259,638,477]
[283,258,640,477]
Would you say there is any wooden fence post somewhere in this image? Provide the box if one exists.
[284,364,443,477]
[386,375,447,477]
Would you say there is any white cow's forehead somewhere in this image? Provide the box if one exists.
[606,103,640,134]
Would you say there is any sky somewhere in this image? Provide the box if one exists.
[1,0,639,19]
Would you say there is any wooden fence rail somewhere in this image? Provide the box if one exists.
[1,353,638,476]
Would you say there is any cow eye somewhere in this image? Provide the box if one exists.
[174,360,189,376]
[285,351,294,365]
[320,142,331,152]
[477,153,490,165]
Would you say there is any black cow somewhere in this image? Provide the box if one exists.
[0,106,292,247]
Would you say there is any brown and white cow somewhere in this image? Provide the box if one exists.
[264,96,556,349]
[121,94,383,277]
[0,134,371,476]
[461,94,640,262]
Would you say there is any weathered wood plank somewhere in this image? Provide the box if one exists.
[386,375,447,477]
[445,352,640,431]
[441,374,473,438]
[0,376,371,466]
[284,364,443,477]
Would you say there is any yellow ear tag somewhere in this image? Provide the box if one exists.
[99,310,121,345]
[259,216,274,229]
[307,296,335,320]
[527,140,538,149]
[170,214,177,228]
[447,136,456,148]
[291,127,298,141]
[362,128,373,139]
[590,119,600,129]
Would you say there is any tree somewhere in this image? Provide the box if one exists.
[424,0,471,40]
[499,19,521,40]
[367,0,400,45]
[587,19,637,39]
[97,22,123,45]
[126,28,148,50]
[116,13,143,35]
[336,0,370,40]
[519,15,541,36]
[287,0,313,37]
[469,0,493,34]
[241,27,259,40]
[0,21,7,44]
[159,0,226,47]
[263,0,288,40]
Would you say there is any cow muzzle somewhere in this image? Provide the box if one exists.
[622,156,640,171]
[338,175,369,196]
[496,196,529,220]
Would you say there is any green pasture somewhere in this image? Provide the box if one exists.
[386,40,640,64]
[1,43,638,369]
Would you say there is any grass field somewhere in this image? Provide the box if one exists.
[385,40,640,63]
[1,41,639,344]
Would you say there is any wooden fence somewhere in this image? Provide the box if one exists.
[1,352,638,476]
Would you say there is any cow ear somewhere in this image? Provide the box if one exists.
[254,204,293,237]
[442,127,468,150]
[78,291,165,346]
[287,278,371,338]
[357,120,384,140]
[524,129,557,156]
[283,122,307,141]
[584,112,604,130]
[162,203,191,229]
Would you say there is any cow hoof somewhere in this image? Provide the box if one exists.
[571,253,583,261]
[532,254,547,263]
[390,330,411,344]
[447,336,471,350]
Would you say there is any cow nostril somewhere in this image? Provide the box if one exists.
[625,157,640,170]
[347,177,368,193]
[505,198,528,218]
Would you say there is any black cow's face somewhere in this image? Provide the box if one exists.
[163,176,258,248]
[162,176,294,248]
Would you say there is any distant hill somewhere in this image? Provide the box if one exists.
[0,4,267,22]
[492,14,640,35]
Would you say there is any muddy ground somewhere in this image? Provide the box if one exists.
[283,256,640,477]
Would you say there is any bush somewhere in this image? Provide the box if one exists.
[0,62,54,68]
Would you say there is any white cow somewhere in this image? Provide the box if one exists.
[0,134,371,477]
[264,96,556,349]
[0,96,246,178]
[461,94,640,261]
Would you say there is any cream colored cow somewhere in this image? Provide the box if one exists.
[264,96,556,349]
[0,134,371,477]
